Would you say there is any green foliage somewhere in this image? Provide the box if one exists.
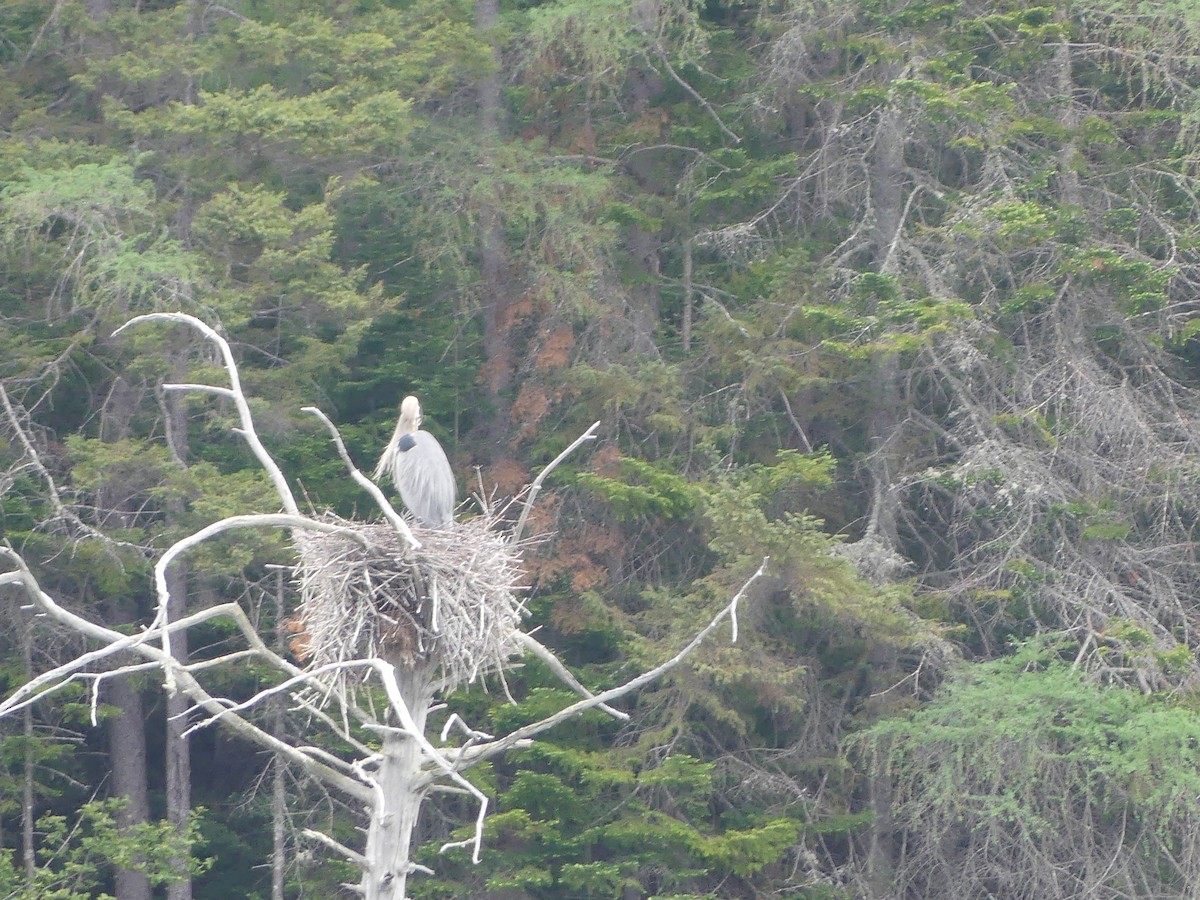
[853,640,1200,895]
[8,0,1200,896]
[191,182,377,324]
[1,158,199,319]
[574,457,699,521]
[0,799,209,899]
[421,744,801,898]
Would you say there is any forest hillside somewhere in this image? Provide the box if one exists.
[5,0,1200,897]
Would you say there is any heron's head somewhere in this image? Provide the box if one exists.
[399,395,422,434]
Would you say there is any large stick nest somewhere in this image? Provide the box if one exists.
[292,513,527,693]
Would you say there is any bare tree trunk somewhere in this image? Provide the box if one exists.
[95,375,154,900]
[271,572,288,900]
[865,352,902,549]
[1054,28,1082,208]
[681,236,693,353]
[475,0,500,139]
[475,0,513,440]
[184,0,202,104]
[871,107,905,271]
[360,657,436,900]
[857,105,909,889]
[165,564,192,900]
[863,103,907,551]
[21,624,35,884]
[863,641,896,898]
[164,346,193,900]
[627,225,662,356]
[864,769,895,898]
[107,675,153,900]
[271,741,287,900]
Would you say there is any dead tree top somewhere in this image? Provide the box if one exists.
[0,312,765,890]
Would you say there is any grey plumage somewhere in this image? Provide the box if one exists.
[374,395,456,528]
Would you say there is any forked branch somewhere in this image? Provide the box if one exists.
[512,420,600,543]
[441,557,767,770]
[0,546,370,801]
[303,406,420,550]
[113,312,301,516]
[3,311,767,893]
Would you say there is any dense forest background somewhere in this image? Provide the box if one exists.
[6,0,1200,897]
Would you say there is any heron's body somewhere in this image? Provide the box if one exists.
[375,396,456,528]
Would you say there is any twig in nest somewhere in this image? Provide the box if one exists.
[292,513,529,699]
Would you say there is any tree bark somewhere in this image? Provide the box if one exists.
[681,236,694,353]
[475,0,513,441]
[1054,28,1082,208]
[165,564,192,900]
[871,106,905,274]
[863,641,897,897]
[106,675,153,900]
[98,376,154,900]
[864,765,895,899]
[271,571,288,900]
[627,225,662,356]
[164,346,193,900]
[864,103,907,550]
[21,624,35,884]
[359,657,436,900]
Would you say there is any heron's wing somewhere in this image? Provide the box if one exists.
[392,430,457,527]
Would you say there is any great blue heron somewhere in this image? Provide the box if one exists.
[374,395,456,528]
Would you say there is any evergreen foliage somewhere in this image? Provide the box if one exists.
[0,799,208,899]
[4,0,1200,896]
[854,640,1200,896]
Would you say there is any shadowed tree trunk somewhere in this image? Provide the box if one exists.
[98,376,154,900]
[475,0,513,443]
[106,674,152,900]
[20,623,35,884]
[271,571,288,900]
[681,232,694,353]
[165,565,192,900]
[627,226,663,356]
[864,99,909,550]
[860,100,908,894]
[271,755,286,900]
[1053,18,1081,209]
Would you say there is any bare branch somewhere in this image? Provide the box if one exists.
[778,389,814,453]
[440,713,493,743]
[514,632,629,721]
[302,406,420,550]
[0,385,142,550]
[113,312,300,516]
[301,829,368,869]
[152,513,368,696]
[0,548,371,801]
[162,383,238,400]
[512,421,600,543]
[183,659,378,737]
[453,558,767,768]
[649,47,741,145]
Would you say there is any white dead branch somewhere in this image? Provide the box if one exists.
[0,312,768,900]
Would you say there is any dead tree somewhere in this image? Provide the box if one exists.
[0,312,766,899]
